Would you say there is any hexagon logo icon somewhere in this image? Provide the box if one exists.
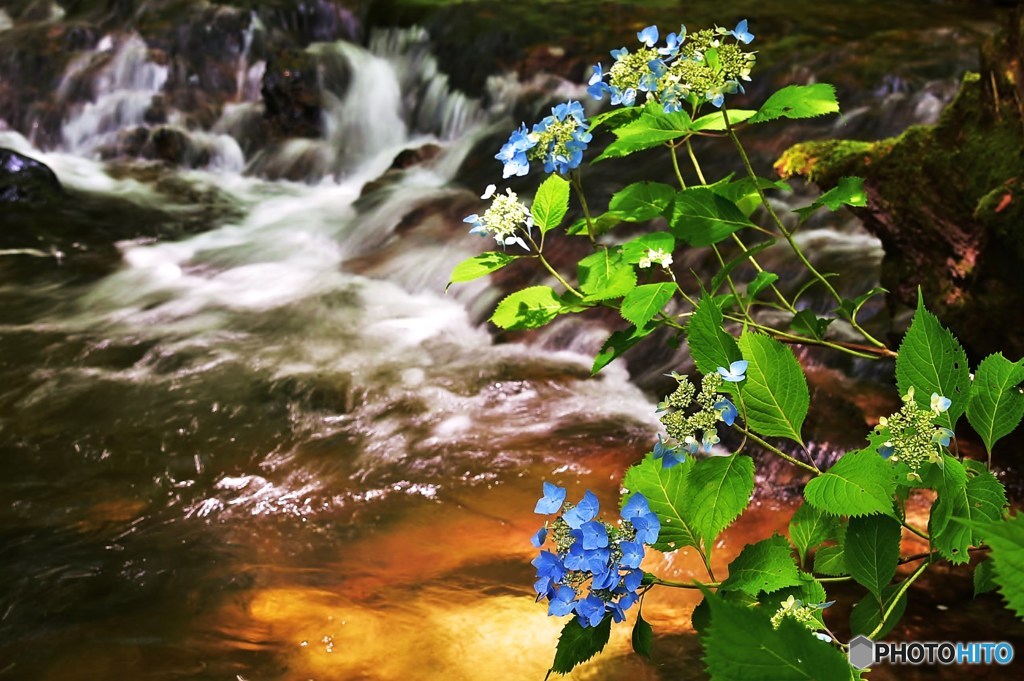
[848,635,875,669]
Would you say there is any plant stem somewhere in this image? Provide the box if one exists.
[651,577,720,589]
[868,560,930,640]
[722,313,891,359]
[733,425,821,474]
[570,169,596,244]
[685,138,707,185]
[722,108,843,306]
[525,233,583,298]
[669,141,688,189]
[900,520,930,542]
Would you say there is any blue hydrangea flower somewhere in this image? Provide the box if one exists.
[715,398,738,426]
[637,25,659,47]
[530,100,592,175]
[531,550,566,595]
[653,433,685,468]
[577,520,610,550]
[878,441,895,459]
[495,123,536,178]
[575,594,607,628]
[729,19,754,45]
[530,526,547,547]
[563,490,600,529]
[658,26,686,57]
[619,541,644,569]
[564,543,610,574]
[622,493,660,545]
[933,427,954,447]
[717,360,748,382]
[548,585,577,616]
[702,428,720,453]
[931,393,952,415]
[534,481,567,514]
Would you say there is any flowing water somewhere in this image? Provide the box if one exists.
[1,3,1021,679]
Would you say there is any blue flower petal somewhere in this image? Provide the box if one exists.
[534,481,567,514]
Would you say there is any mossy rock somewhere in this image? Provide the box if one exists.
[775,10,1024,359]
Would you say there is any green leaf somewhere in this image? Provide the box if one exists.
[849,584,907,638]
[631,612,653,658]
[620,283,678,328]
[686,295,742,378]
[953,514,1024,618]
[621,232,676,264]
[690,109,757,131]
[595,108,694,161]
[746,271,779,299]
[577,248,637,301]
[928,455,1007,564]
[710,176,791,217]
[794,177,867,220]
[567,211,625,237]
[701,587,852,681]
[682,454,755,547]
[813,545,848,576]
[738,332,809,444]
[549,615,613,675]
[967,353,1024,456]
[836,287,887,323]
[895,293,971,430]
[447,251,518,290]
[709,241,774,295]
[719,535,802,596]
[531,174,570,233]
[790,310,833,341]
[621,455,700,552]
[588,105,642,132]
[789,503,840,566]
[609,182,676,222]
[747,84,840,124]
[490,286,563,330]
[591,325,652,375]
[974,558,997,597]
[668,187,756,247]
[759,573,829,627]
[804,450,898,518]
[844,515,901,599]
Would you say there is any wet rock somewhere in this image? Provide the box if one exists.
[389,143,441,171]
[261,47,324,139]
[0,147,62,203]
[775,8,1024,360]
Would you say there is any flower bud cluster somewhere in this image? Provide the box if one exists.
[531,484,660,628]
[654,369,740,466]
[588,21,756,112]
[769,595,832,632]
[874,387,954,481]
[495,100,592,179]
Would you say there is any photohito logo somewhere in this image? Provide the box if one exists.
[848,635,1015,669]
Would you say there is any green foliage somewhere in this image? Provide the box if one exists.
[549,616,612,675]
[788,503,840,567]
[621,232,675,264]
[974,558,997,597]
[966,353,1024,456]
[954,514,1024,618]
[709,241,774,294]
[813,544,848,577]
[591,325,652,374]
[577,248,637,301]
[790,310,833,341]
[700,587,853,681]
[668,188,756,247]
[747,84,840,124]
[849,584,907,638]
[683,454,755,548]
[621,456,700,552]
[804,450,898,518]
[631,612,653,658]
[595,106,693,161]
[793,176,867,220]
[895,293,971,430]
[844,515,901,599]
[719,535,802,596]
[447,251,518,289]
[927,455,1007,564]
[490,286,563,330]
[610,182,676,221]
[620,283,677,328]
[738,332,809,443]
[687,295,742,378]
[532,174,571,233]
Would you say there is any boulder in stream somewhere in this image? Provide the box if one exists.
[0,147,63,203]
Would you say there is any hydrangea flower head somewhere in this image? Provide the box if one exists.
[526,100,592,175]
[463,186,533,250]
[653,433,685,468]
[715,398,738,426]
[931,392,951,416]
